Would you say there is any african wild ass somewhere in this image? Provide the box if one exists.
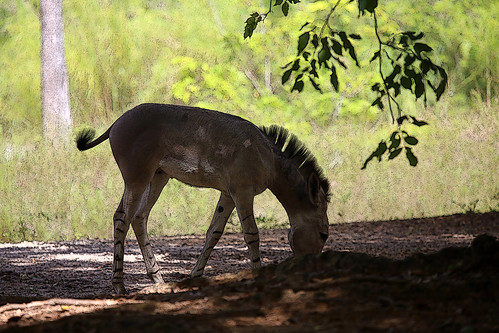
[76,103,330,294]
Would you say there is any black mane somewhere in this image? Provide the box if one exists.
[260,125,331,201]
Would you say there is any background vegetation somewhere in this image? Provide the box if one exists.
[0,0,497,242]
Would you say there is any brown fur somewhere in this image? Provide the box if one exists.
[77,103,330,294]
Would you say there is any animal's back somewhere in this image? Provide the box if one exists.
[109,103,276,193]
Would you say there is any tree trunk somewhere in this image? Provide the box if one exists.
[40,0,71,141]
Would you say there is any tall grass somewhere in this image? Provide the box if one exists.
[0,104,497,242]
[0,0,497,242]
[321,107,499,223]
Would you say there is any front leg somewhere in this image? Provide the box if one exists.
[191,193,235,278]
[235,196,261,269]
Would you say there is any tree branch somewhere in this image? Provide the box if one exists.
[373,10,396,123]
[320,0,343,37]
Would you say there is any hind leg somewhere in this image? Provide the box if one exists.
[111,198,128,295]
[131,172,169,284]
[112,184,149,295]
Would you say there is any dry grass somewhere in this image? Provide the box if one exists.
[0,107,498,242]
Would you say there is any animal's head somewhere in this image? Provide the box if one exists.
[288,172,330,255]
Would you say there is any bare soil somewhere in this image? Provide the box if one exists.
[1,212,498,332]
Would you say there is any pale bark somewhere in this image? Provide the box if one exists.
[40,0,71,141]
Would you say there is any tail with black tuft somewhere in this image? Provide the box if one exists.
[75,126,112,151]
[76,128,96,151]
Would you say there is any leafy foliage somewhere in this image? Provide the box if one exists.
[361,115,427,169]
[244,0,301,38]
[369,30,448,115]
[0,0,497,241]
[244,0,449,168]
[281,25,361,94]
[0,0,494,139]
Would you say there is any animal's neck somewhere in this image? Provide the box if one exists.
[269,157,307,216]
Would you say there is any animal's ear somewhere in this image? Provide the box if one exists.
[307,173,321,207]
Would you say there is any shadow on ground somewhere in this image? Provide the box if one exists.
[1,212,498,332]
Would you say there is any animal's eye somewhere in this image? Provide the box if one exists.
[319,232,328,242]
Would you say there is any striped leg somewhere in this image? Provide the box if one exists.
[131,173,169,284]
[191,193,235,278]
[112,198,129,295]
[235,196,261,269]
[112,184,150,295]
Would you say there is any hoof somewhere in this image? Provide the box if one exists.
[148,272,164,284]
[251,260,262,269]
[190,269,204,279]
[113,283,128,295]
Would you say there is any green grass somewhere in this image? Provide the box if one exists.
[1,0,497,243]
[0,105,497,242]
[320,106,499,222]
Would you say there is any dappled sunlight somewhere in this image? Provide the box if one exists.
[0,0,497,329]
[1,213,498,331]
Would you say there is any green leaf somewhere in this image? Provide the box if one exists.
[310,59,318,78]
[291,79,304,92]
[399,35,409,47]
[393,82,401,97]
[282,68,293,85]
[299,22,309,31]
[374,141,387,160]
[358,0,378,15]
[244,17,256,39]
[282,2,289,16]
[297,31,310,55]
[339,31,359,66]
[386,64,401,84]
[414,74,424,99]
[420,59,432,74]
[361,153,374,170]
[371,82,382,92]
[371,97,383,110]
[405,147,418,166]
[400,76,412,89]
[244,13,261,39]
[435,66,448,101]
[405,68,417,79]
[397,115,409,125]
[309,76,322,92]
[403,31,424,41]
[331,39,342,55]
[275,0,284,5]
[370,51,380,63]
[311,34,319,48]
[414,42,433,55]
[389,132,401,150]
[361,140,386,169]
[410,116,428,127]
[404,55,415,67]
[404,135,419,145]
[318,39,332,65]
[389,148,403,160]
[330,66,339,91]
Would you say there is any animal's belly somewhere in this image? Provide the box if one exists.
[159,157,227,191]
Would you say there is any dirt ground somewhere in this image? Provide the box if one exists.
[1,212,498,332]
